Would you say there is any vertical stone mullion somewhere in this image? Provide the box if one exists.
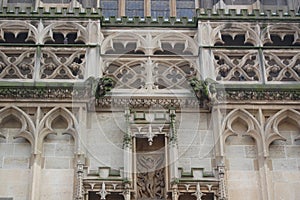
[170,0,176,17]
[123,109,133,184]
[198,20,216,80]
[259,48,267,84]
[145,0,151,16]
[119,0,125,16]
[29,106,42,200]
[33,46,41,81]
[169,109,179,184]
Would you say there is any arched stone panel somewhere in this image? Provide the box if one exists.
[39,107,77,200]
[0,107,33,199]
[221,109,263,157]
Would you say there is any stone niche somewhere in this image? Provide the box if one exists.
[135,135,166,200]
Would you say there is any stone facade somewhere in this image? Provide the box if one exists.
[0,1,299,200]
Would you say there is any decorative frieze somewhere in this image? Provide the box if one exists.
[217,88,300,101]
[0,86,75,99]
[96,97,200,109]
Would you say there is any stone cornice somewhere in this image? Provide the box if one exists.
[0,84,299,106]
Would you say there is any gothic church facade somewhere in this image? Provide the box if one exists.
[0,1,299,200]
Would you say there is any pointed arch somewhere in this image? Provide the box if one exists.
[265,109,300,155]
[261,24,300,45]
[40,21,88,44]
[0,21,38,43]
[212,23,259,46]
[221,108,263,156]
[36,107,79,154]
[152,32,198,56]
[0,106,35,147]
[101,32,147,54]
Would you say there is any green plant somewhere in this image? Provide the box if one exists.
[94,77,115,99]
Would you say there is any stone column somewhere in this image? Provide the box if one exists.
[123,109,133,183]
[29,107,42,200]
[257,109,271,200]
[197,20,216,80]
[29,153,42,200]
[169,109,179,182]
[145,0,151,16]
[75,160,85,200]
[171,184,180,200]
[85,20,102,79]
[122,183,131,200]
[217,162,227,200]
[119,0,125,16]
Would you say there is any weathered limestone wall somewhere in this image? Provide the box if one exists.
[84,112,125,171]
[0,126,31,199]
[0,106,81,200]
[177,112,214,175]
[0,169,31,200]
[39,169,74,200]
[225,135,261,199]
[269,120,300,199]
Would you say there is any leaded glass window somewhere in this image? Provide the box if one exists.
[41,0,71,3]
[8,0,33,3]
[200,0,220,8]
[151,0,170,18]
[223,0,256,5]
[176,0,195,18]
[101,0,118,17]
[126,0,144,17]
[262,0,287,5]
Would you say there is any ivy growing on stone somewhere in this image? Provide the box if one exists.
[189,77,217,104]
[85,76,115,99]
[95,77,115,99]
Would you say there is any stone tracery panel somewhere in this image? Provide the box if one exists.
[264,50,300,82]
[104,58,197,89]
[40,48,86,79]
[213,50,261,82]
[0,47,35,79]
